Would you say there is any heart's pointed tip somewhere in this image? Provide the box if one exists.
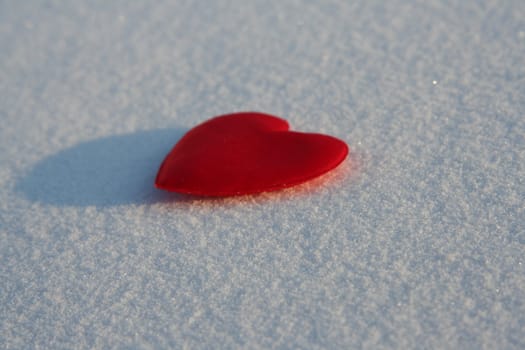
[324,134,349,162]
[342,141,350,158]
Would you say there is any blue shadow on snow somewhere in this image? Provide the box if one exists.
[16,128,187,207]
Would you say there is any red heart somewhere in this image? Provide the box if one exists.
[155,112,348,196]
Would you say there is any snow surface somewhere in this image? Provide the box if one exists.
[1,1,524,348]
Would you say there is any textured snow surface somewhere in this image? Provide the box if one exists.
[1,1,524,349]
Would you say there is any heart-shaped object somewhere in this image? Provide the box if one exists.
[155,112,348,196]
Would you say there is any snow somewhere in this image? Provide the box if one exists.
[1,1,524,348]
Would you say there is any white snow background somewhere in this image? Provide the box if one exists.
[1,1,524,348]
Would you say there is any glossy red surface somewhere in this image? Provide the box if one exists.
[155,112,348,196]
